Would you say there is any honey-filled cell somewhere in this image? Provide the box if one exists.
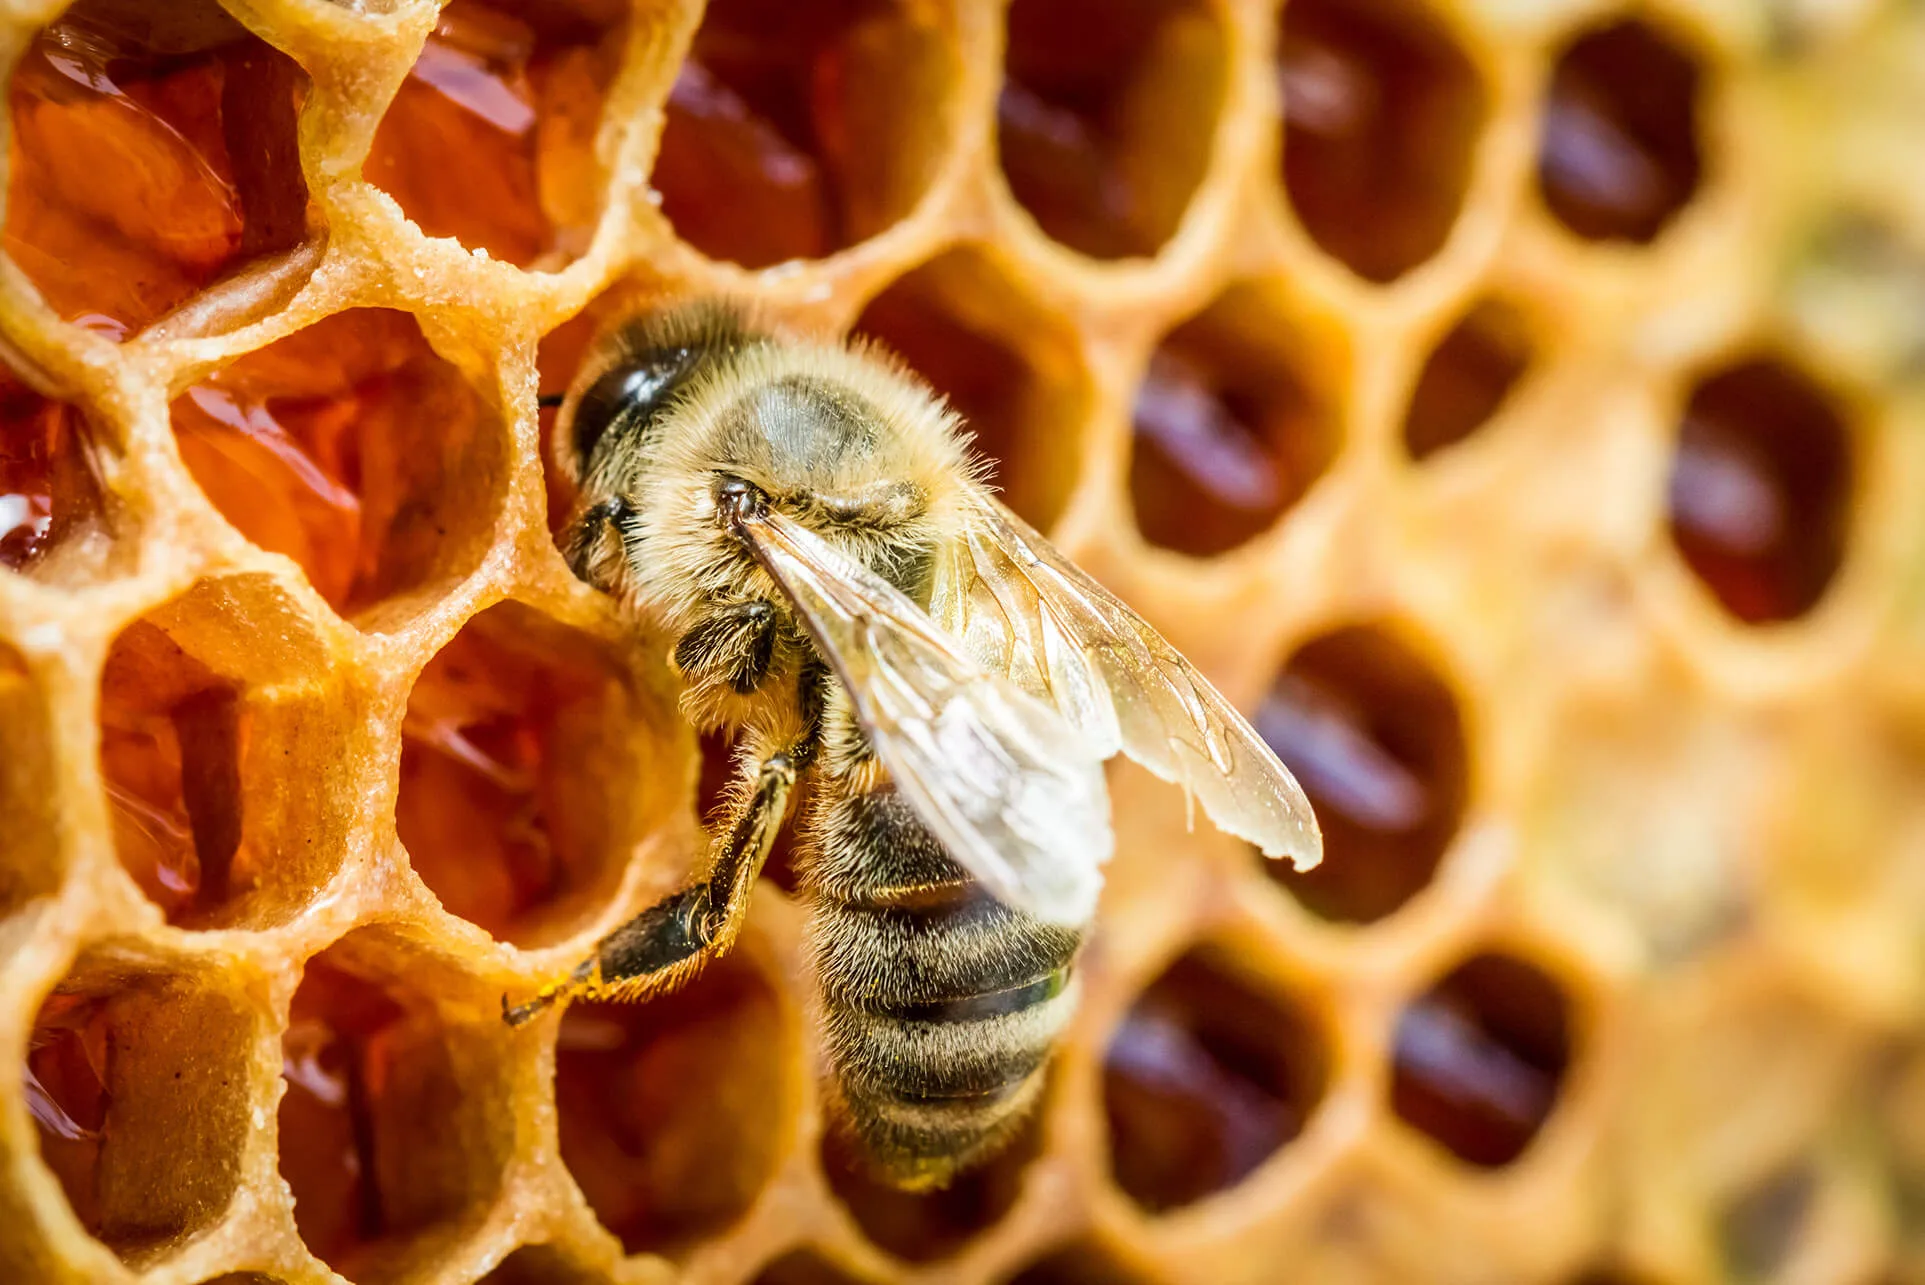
[1402,297,1533,460]
[823,1110,1039,1264]
[278,935,512,1275]
[169,308,504,628]
[25,972,256,1263]
[1278,0,1485,283]
[1538,20,1704,245]
[999,0,1226,260]
[1390,951,1574,1167]
[535,306,604,535]
[1004,1238,1168,1284]
[1103,947,1328,1213]
[276,957,402,1273]
[1130,286,1343,556]
[98,632,241,923]
[5,0,310,338]
[397,601,671,947]
[97,576,346,929]
[554,953,788,1256]
[1666,356,1854,624]
[752,1250,880,1285]
[22,997,105,1234]
[476,1243,607,1285]
[1565,1271,1670,1285]
[856,251,1090,532]
[0,371,115,581]
[0,643,62,915]
[653,0,952,268]
[366,0,623,268]
[1256,624,1469,923]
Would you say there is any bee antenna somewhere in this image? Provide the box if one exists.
[536,392,566,409]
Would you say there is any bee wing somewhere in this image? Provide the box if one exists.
[930,496,1323,872]
[735,506,1112,925]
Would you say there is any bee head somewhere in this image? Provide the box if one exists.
[555,300,759,486]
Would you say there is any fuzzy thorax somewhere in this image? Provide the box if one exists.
[566,310,984,738]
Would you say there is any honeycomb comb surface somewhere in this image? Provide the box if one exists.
[1,0,1924,1283]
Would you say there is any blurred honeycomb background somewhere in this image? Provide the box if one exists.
[2,0,1924,1281]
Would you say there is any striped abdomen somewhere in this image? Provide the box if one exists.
[802,781,1085,1189]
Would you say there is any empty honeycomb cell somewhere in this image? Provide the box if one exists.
[1718,1161,1816,1279]
[278,932,513,1275]
[169,308,504,627]
[554,952,788,1256]
[97,576,350,928]
[1003,1239,1165,1284]
[1256,624,1468,923]
[1129,285,1343,556]
[856,250,1089,531]
[752,1249,876,1285]
[4,0,310,339]
[1538,20,1704,245]
[25,969,255,1262]
[0,643,60,915]
[1278,0,1486,283]
[1390,951,1573,1167]
[1102,947,1328,1214]
[823,1113,1039,1263]
[652,0,953,268]
[998,0,1225,260]
[365,0,622,268]
[397,601,671,947]
[0,373,116,579]
[1787,213,1925,382]
[1402,297,1533,460]
[1665,356,1854,624]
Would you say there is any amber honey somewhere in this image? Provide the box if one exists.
[2,0,1922,1282]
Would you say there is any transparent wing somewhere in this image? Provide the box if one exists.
[735,505,1112,925]
[930,495,1323,871]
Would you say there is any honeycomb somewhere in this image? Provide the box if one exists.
[3,0,1924,1281]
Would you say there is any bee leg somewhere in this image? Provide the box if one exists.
[502,739,803,1027]
[672,600,779,694]
[561,494,636,589]
[501,883,710,1025]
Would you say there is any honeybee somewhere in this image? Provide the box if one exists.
[505,301,1322,1189]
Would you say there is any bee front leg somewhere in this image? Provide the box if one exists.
[562,494,637,591]
[673,600,779,694]
[502,737,803,1027]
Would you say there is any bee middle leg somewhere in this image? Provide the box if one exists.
[503,708,820,1027]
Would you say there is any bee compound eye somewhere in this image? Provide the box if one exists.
[566,351,698,479]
